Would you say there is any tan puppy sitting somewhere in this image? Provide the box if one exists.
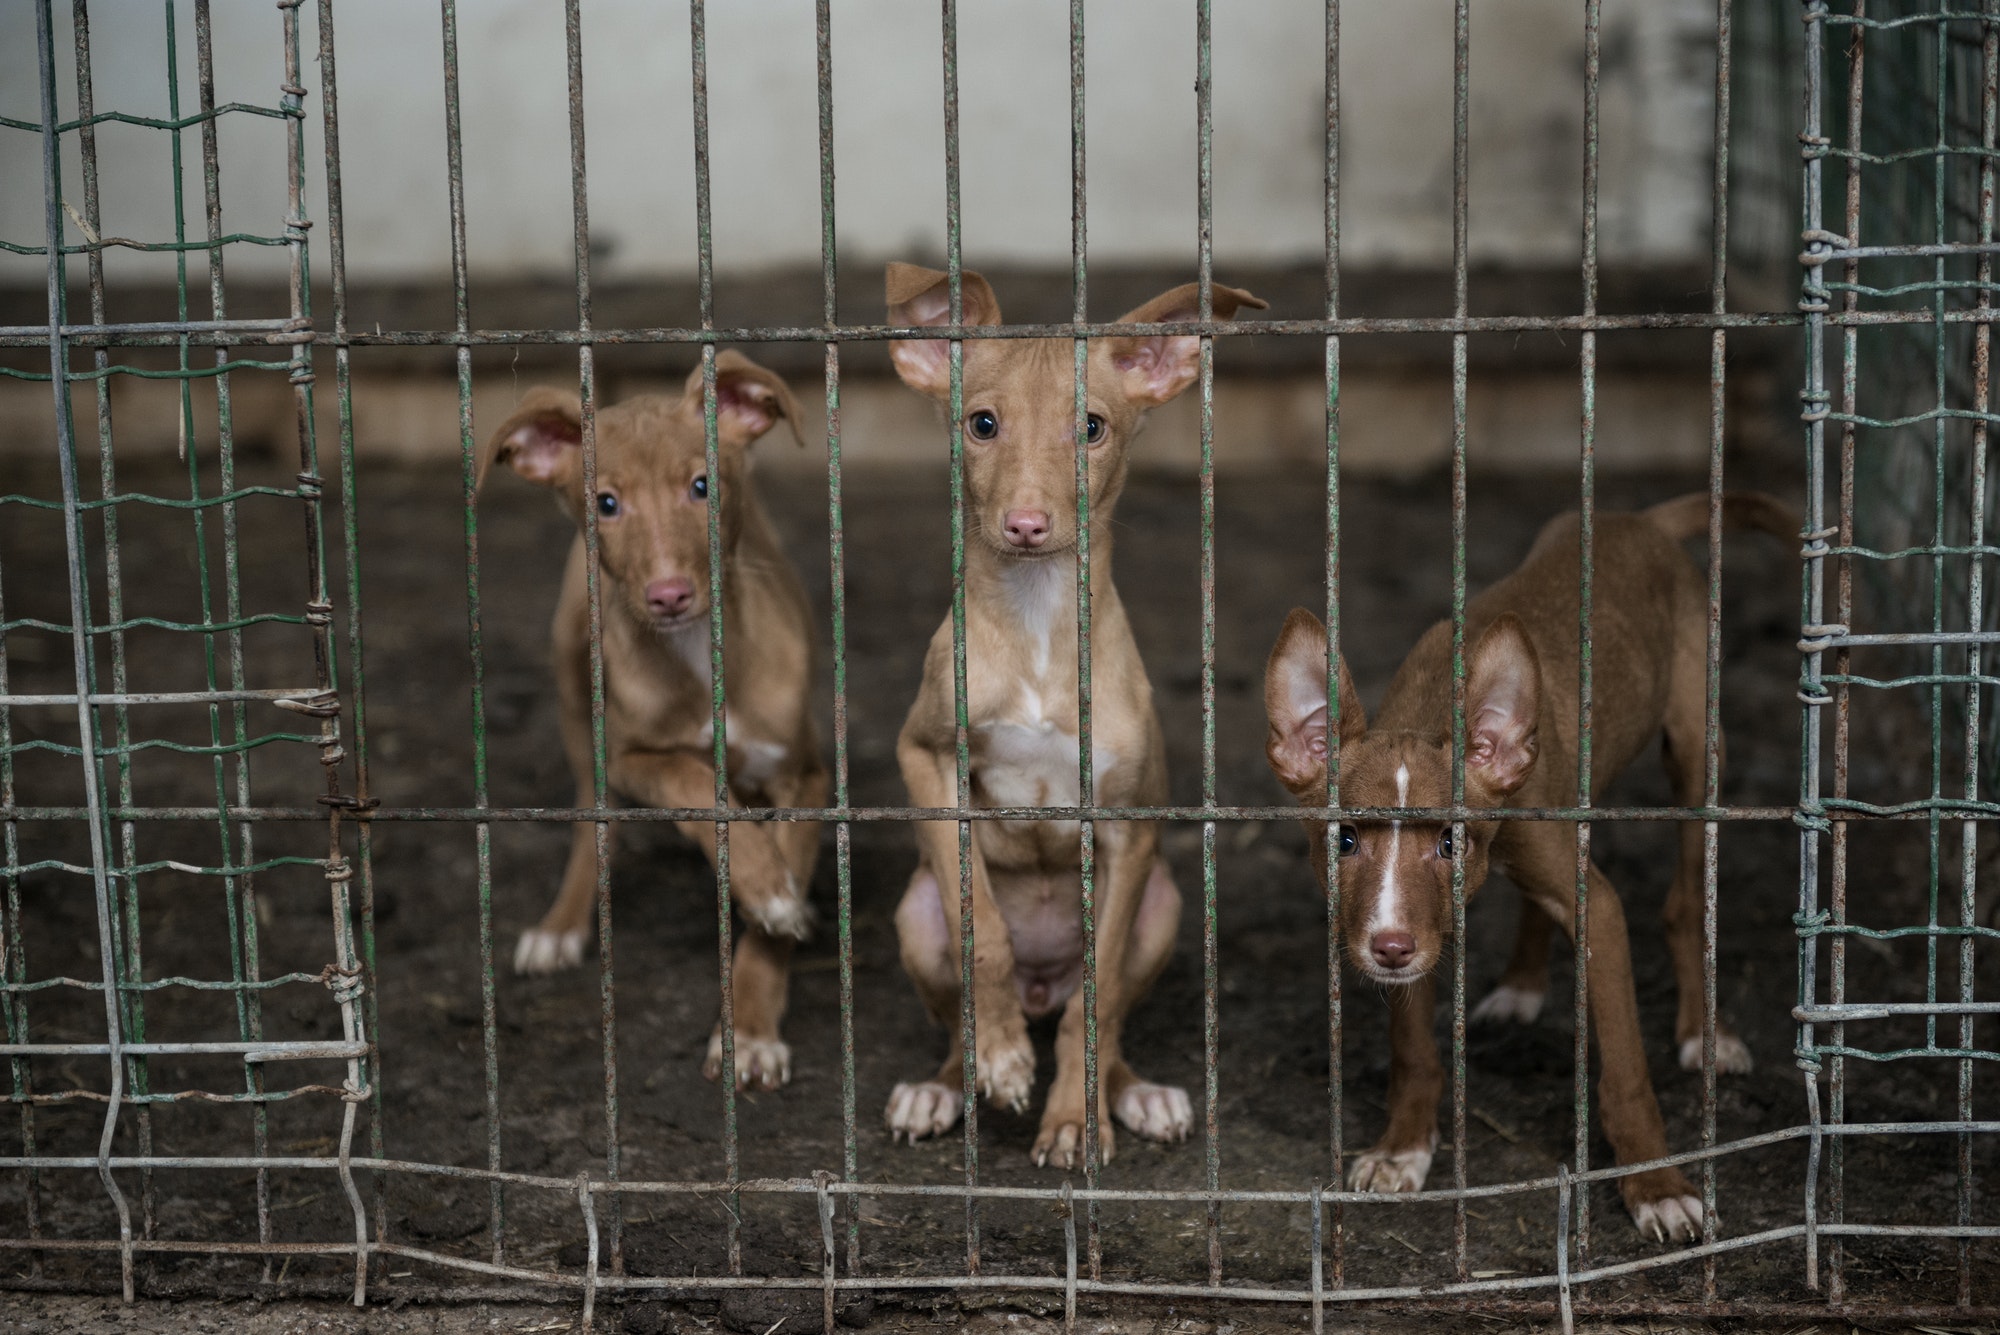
[1263,492,1795,1242]
[882,262,1266,1167]
[481,352,827,1092]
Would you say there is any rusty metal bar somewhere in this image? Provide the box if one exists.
[1320,0,1345,1293]
[1448,0,1472,1287]
[1572,0,1604,1267]
[686,0,742,1279]
[32,0,135,1300]
[436,0,505,1266]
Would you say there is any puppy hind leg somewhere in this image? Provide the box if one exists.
[1109,860,1191,1144]
[1660,645,1752,1076]
[885,866,971,1142]
[1471,890,1554,1026]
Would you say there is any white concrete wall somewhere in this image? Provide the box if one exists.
[0,0,1718,287]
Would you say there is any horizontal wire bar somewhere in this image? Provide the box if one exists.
[1,802,1805,824]
[0,687,330,708]
[5,1121,1984,1200]
[0,1040,365,1060]
[0,317,302,339]
[0,100,295,134]
[0,969,341,994]
[13,305,2000,354]
[1796,1001,2000,1020]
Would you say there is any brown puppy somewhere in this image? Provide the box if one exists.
[481,352,827,1092]
[883,263,1266,1167]
[1262,492,1795,1242]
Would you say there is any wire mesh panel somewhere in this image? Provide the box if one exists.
[1796,0,2000,1313]
[0,0,1991,1327]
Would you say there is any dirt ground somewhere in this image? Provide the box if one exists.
[0,436,1993,1326]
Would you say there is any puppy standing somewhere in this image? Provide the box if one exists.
[882,263,1266,1167]
[1263,493,1795,1241]
[481,353,828,1091]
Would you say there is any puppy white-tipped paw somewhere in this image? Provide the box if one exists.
[1348,1141,1436,1194]
[744,878,814,941]
[1032,1118,1115,1171]
[1679,1033,1754,1075]
[885,1081,963,1142]
[976,1042,1035,1114]
[704,1033,792,1092]
[513,927,587,975]
[1471,983,1545,1025]
[1631,1193,1707,1245]
[1114,1082,1192,1143]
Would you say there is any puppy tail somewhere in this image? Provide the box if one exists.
[1644,491,1801,545]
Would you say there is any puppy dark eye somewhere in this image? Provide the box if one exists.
[1085,414,1106,444]
[967,410,998,440]
[690,475,708,501]
[1336,824,1358,857]
[1437,830,1455,859]
[595,492,620,518]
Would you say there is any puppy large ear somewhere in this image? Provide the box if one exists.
[685,350,803,450]
[481,387,583,493]
[885,261,1002,398]
[1465,614,1540,799]
[1264,607,1365,792]
[1106,282,1267,407]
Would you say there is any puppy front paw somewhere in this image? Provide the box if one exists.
[1032,1112,1116,1170]
[885,1080,963,1142]
[513,927,587,975]
[1114,1081,1192,1143]
[1678,1032,1753,1075]
[976,1035,1035,1114]
[1470,983,1544,1025]
[1348,1135,1437,1194]
[704,1031,792,1092]
[740,873,814,941]
[1625,1170,1708,1244]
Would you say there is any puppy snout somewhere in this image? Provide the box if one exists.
[646,577,696,619]
[1369,931,1416,971]
[1002,509,1051,549]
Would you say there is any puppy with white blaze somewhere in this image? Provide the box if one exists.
[1263,492,1796,1244]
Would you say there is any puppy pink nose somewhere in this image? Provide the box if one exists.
[1002,509,1051,549]
[1370,931,1416,971]
[646,578,695,618]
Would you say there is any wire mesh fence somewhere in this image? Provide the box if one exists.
[0,0,1992,1328]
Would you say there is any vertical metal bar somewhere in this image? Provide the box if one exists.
[1448,0,1472,1286]
[1067,0,1102,1284]
[436,0,505,1264]
[940,0,979,1275]
[1321,0,1345,1288]
[1959,0,1997,1307]
[274,0,367,1301]
[1573,0,1604,1267]
[69,0,153,1257]
[1194,0,1222,1291]
[559,0,621,1277]
[190,0,277,1270]
[814,0,858,1279]
[1308,1181,1324,1335]
[686,0,741,1277]
[1699,0,1737,1302]
[1796,0,1833,1297]
[1824,0,1863,1302]
[34,0,134,1300]
[313,0,391,1273]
